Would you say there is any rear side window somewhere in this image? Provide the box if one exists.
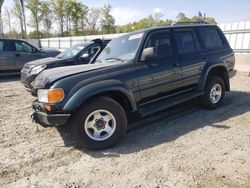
[0,41,4,51]
[174,31,196,54]
[198,28,224,49]
[146,32,173,58]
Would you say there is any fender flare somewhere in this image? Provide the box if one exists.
[63,80,137,113]
[197,63,229,91]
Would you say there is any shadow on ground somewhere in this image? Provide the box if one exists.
[0,75,21,83]
[56,90,250,157]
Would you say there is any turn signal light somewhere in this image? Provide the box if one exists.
[48,89,65,103]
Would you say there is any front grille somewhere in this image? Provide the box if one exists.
[21,72,28,80]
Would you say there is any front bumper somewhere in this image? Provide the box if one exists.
[32,102,71,127]
[229,69,237,78]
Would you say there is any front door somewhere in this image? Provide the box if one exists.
[13,40,42,70]
[0,40,16,71]
[137,30,182,104]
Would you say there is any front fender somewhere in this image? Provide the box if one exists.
[63,80,137,113]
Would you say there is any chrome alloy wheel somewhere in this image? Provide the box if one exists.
[210,84,222,104]
[84,110,116,141]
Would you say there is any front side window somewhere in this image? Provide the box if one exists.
[198,28,224,49]
[15,41,33,53]
[89,46,101,57]
[174,31,196,54]
[96,32,144,63]
[145,32,173,58]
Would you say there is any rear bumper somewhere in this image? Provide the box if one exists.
[32,102,71,127]
[229,69,237,78]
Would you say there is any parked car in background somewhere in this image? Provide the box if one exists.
[0,39,60,75]
[21,39,110,94]
[31,23,236,150]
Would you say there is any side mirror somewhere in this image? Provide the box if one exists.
[141,47,156,61]
[80,53,90,60]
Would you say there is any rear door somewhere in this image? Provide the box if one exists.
[138,30,182,104]
[0,40,16,71]
[173,28,206,89]
[14,40,42,70]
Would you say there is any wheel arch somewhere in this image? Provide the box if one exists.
[63,80,137,114]
[198,65,230,92]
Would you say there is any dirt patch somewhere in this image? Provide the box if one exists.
[0,75,250,188]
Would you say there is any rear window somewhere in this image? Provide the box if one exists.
[198,28,224,49]
[174,31,196,54]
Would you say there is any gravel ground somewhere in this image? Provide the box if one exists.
[0,74,249,188]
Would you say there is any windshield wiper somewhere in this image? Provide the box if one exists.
[105,57,124,62]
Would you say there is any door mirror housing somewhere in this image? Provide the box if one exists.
[141,47,156,61]
[80,53,90,60]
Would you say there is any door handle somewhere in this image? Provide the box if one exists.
[15,53,21,57]
[173,63,180,67]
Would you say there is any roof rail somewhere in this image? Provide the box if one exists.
[172,21,208,26]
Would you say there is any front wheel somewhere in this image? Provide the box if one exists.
[71,96,127,150]
[199,76,225,110]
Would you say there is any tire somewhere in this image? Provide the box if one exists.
[199,76,225,110]
[71,96,127,150]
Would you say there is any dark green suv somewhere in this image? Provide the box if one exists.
[31,23,237,150]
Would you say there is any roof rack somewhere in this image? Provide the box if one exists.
[172,21,208,26]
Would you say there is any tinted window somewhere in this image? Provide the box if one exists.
[89,46,101,57]
[15,41,33,53]
[174,31,196,54]
[0,41,4,51]
[146,32,173,58]
[198,28,223,49]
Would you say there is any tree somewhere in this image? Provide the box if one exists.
[40,1,53,37]
[11,0,25,38]
[26,0,42,39]
[52,0,67,37]
[86,7,100,34]
[100,4,115,34]
[176,12,190,22]
[153,10,163,26]
[79,3,89,34]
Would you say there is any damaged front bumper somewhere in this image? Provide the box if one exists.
[32,101,71,127]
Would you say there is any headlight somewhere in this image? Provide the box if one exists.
[30,65,46,75]
[38,88,65,103]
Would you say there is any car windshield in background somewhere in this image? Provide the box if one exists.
[57,43,87,59]
[96,32,144,63]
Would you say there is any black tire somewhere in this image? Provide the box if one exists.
[71,96,127,150]
[199,76,225,110]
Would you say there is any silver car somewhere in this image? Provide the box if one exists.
[0,39,60,74]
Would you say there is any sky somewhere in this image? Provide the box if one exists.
[2,0,250,28]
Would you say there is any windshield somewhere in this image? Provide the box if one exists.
[57,43,88,59]
[96,32,144,63]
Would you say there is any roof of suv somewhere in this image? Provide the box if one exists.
[136,23,217,34]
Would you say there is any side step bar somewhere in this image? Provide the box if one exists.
[138,91,203,117]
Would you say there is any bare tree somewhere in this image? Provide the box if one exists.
[52,0,67,37]
[100,4,115,34]
[11,0,25,38]
[40,1,52,37]
[86,7,100,33]
[26,0,42,39]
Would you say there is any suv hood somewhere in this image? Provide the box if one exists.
[24,57,63,68]
[32,63,115,89]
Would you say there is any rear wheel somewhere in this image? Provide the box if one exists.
[199,76,225,109]
[71,96,127,150]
